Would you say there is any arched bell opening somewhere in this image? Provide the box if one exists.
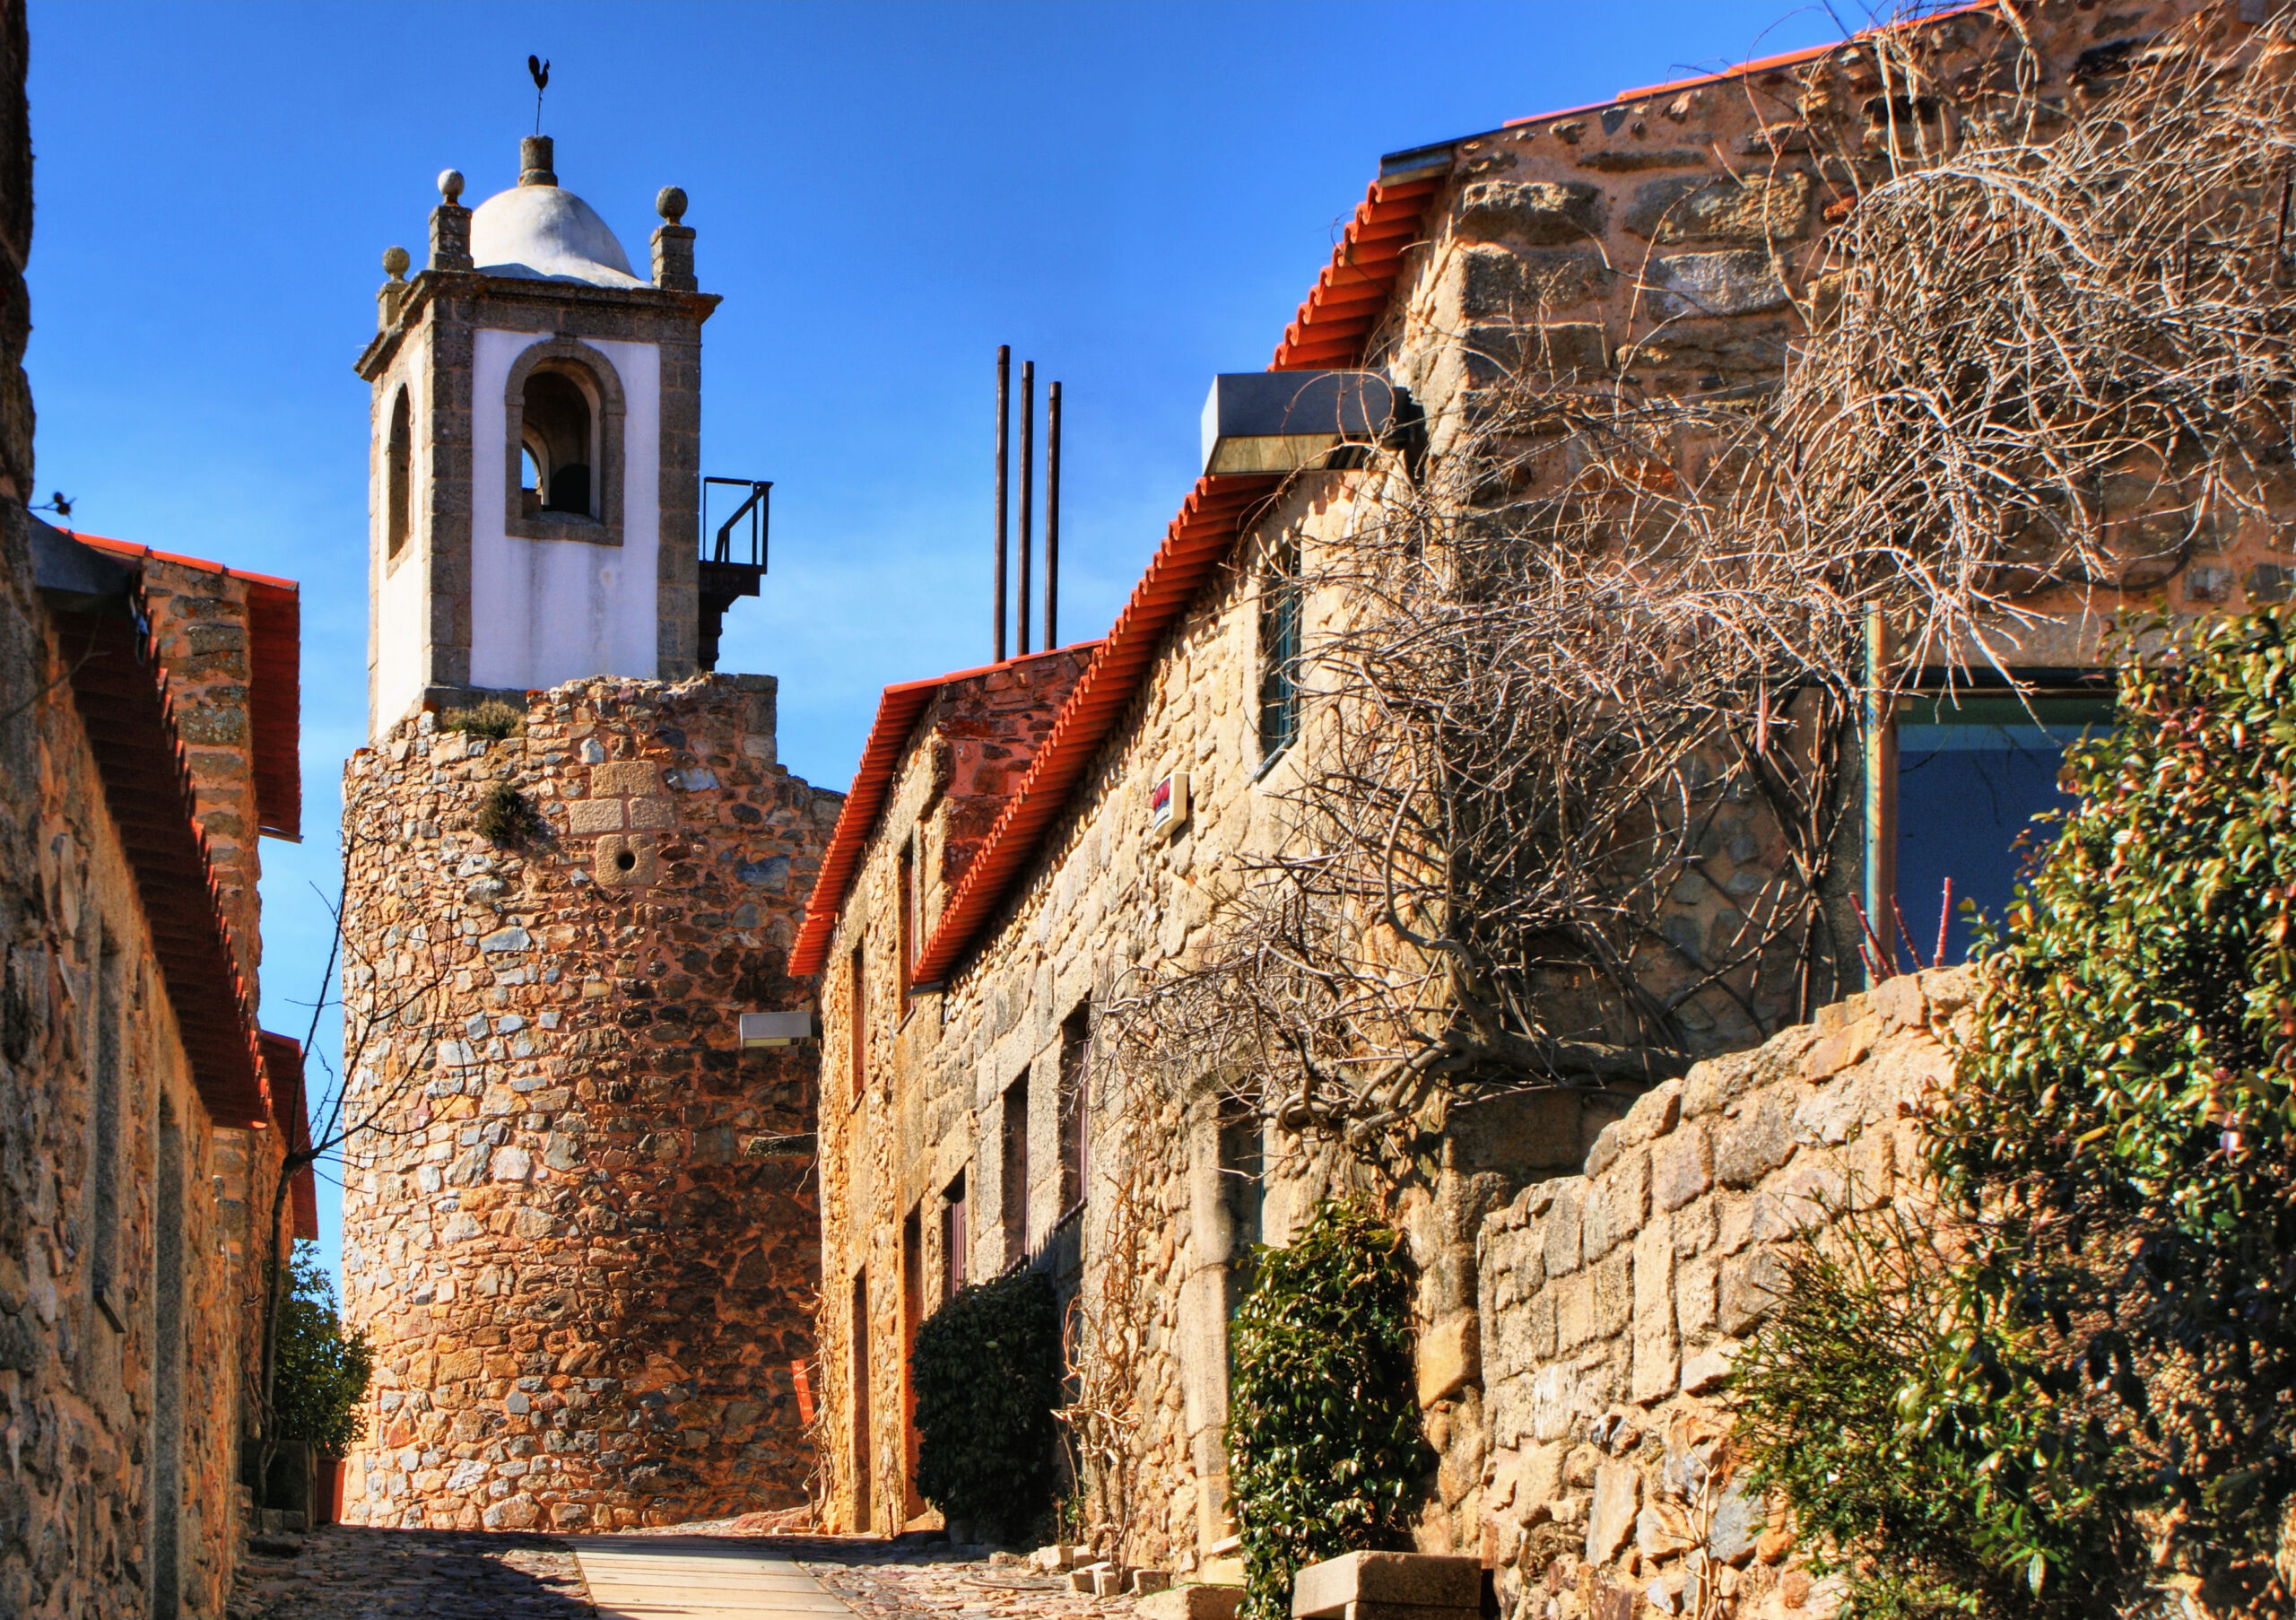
[385,387,413,560]
[519,367,596,518]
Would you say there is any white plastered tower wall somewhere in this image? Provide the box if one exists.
[370,324,434,734]
[467,329,661,692]
[356,134,713,742]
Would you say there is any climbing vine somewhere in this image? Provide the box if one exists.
[912,1267,1063,1542]
[1227,1200,1426,1620]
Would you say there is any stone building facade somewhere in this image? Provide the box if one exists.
[337,136,839,1529]
[801,0,2256,1579]
[0,68,311,1617]
[0,11,314,1610]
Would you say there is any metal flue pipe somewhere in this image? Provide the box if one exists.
[1045,381,1061,649]
[994,347,1010,664]
[1017,361,1035,657]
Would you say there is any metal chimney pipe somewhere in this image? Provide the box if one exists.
[1018,361,1035,658]
[1045,381,1061,649]
[994,346,1009,664]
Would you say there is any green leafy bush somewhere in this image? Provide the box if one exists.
[1731,1210,2135,1618]
[1734,608,2296,1614]
[274,1241,374,1459]
[1227,1200,1428,1620]
[475,782,545,848]
[439,698,525,739]
[912,1267,1062,1541]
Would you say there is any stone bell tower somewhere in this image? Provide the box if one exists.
[337,136,837,1533]
[355,133,732,739]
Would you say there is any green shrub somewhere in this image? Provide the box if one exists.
[273,1241,374,1459]
[912,1267,1062,1541]
[1734,608,2296,1614]
[1731,1210,2135,1618]
[475,782,545,848]
[439,698,525,739]
[1227,1200,1427,1620]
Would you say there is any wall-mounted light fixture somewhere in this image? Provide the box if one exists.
[1200,370,1408,476]
[740,1010,820,1049]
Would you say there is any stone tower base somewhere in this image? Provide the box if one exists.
[338,674,839,1530]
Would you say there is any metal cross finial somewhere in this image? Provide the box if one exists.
[527,56,550,135]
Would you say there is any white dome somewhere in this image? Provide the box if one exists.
[469,183,647,289]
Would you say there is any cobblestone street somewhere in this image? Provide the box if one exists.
[225,1528,1149,1619]
[799,1547,1143,1620]
[226,1528,592,1618]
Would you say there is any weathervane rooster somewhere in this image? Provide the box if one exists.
[528,55,550,135]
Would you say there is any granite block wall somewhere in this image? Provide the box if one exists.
[1471,968,1971,1620]
[337,674,840,1530]
[0,510,256,1618]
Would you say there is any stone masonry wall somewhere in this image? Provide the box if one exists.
[813,646,1089,1535]
[0,513,254,1618]
[1471,967,1971,1620]
[135,556,271,999]
[814,482,1341,1552]
[813,475,1631,1562]
[337,673,839,1530]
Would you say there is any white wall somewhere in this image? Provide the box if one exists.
[468,328,661,695]
[372,327,431,737]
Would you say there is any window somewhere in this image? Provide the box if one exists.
[503,337,625,546]
[1057,1003,1090,1216]
[1892,688,2110,964]
[848,945,865,1103]
[520,369,595,518]
[385,387,412,561]
[901,1206,925,1517]
[849,1270,872,1533]
[941,1171,969,1303]
[91,929,122,1331]
[1219,1108,1266,1319]
[898,840,916,1011]
[1259,531,1302,764]
[1002,1069,1031,1264]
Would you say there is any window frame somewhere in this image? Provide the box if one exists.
[1257,529,1303,769]
[384,385,413,565]
[500,335,626,549]
[848,943,866,1106]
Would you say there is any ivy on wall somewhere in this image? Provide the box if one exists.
[1226,1200,1428,1620]
[912,1267,1063,1542]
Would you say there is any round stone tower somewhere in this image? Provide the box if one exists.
[337,138,839,1530]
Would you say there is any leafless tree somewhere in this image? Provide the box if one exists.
[1101,5,2296,1162]
[245,797,456,1505]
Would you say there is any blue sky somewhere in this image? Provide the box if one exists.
[23,0,1847,1282]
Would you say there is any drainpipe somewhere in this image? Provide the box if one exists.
[1863,605,1898,985]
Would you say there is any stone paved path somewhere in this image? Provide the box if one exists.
[578,1537,852,1618]
[797,1547,1141,1620]
[225,1526,593,1617]
[226,1528,1146,1620]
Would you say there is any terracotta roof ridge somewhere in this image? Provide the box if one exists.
[911,474,1281,986]
[786,639,1104,978]
[893,152,1452,981]
[73,530,301,595]
[1495,2,2001,134]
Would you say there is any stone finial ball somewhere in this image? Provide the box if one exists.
[382,244,412,280]
[657,186,689,223]
[438,168,465,203]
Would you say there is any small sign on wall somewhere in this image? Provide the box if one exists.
[1150,770,1190,838]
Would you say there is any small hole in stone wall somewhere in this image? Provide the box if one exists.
[615,849,637,872]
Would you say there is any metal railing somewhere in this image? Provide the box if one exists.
[702,477,770,569]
